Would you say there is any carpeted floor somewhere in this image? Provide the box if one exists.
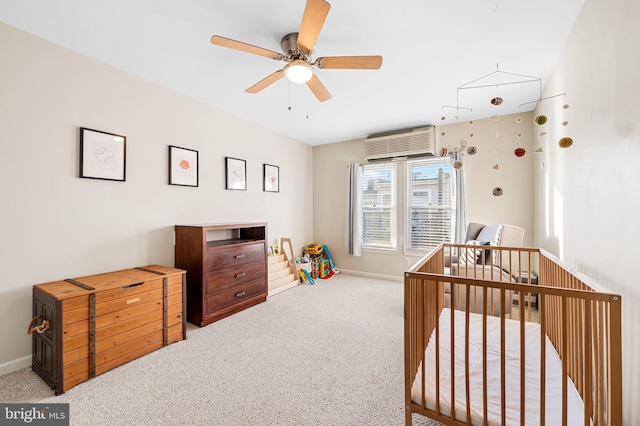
[0,274,441,425]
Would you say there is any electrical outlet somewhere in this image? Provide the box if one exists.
[404,257,411,266]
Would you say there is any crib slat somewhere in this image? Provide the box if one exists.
[578,298,584,397]
[584,300,592,426]
[562,296,568,426]
[527,252,532,322]
[520,284,526,426]
[482,286,488,426]
[465,284,471,425]
[500,288,506,426]
[608,297,622,425]
[597,300,605,426]
[540,290,546,426]
[450,283,456,422]
[435,291,441,416]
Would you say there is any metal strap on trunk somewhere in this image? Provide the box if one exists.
[162,277,168,346]
[135,266,167,275]
[65,278,95,291]
[89,293,96,378]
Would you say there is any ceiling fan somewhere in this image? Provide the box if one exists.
[210,0,383,102]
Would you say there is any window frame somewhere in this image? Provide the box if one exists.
[403,156,456,255]
[361,161,397,252]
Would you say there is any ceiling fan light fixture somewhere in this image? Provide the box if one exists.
[284,60,313,84]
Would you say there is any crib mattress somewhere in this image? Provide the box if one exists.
[411,308,585,426]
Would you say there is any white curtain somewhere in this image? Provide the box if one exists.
[345,163,363,256]
[452,151,467,244]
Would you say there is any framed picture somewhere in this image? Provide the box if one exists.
[225,157,246,190]
[263,164,279,193]
[79,127,126,181]
[169,145,199,187]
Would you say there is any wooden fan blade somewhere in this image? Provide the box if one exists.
[316,55,383,69]
[211,35,283,60]
[297,0,331,52]
[245,70,285,94]
[306,74,332,102]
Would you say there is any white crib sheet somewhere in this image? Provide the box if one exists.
[411,308,586,426]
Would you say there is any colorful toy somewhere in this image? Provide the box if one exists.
[304,244,323,256]
[302,268,315,285]
[321,244,335,270]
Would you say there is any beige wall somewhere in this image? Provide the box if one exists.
[313,112,535,279]
[0,23,314,373]
[533,0,640,422]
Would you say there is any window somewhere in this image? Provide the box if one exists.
[362,162,396,249]
[361,157,455,253]
[405,157,455,251]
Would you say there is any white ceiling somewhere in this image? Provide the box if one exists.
[0,0,584,146]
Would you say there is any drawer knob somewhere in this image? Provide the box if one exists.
[235,291,246,298]
[235,272,246,278]
[234,254,245,259]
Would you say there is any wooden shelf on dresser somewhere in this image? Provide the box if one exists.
[174,222,268,327]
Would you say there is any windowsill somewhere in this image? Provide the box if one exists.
[363,246,398,255]
[403,249,431,257]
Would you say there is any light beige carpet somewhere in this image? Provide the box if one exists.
[0,274,441,426]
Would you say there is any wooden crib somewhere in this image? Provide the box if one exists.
[405,243,622,426]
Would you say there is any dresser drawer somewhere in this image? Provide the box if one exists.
[207,243,264,271]
[207,277,265,313]
[206,260,265,293]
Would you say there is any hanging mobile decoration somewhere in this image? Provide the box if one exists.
[492,148,503,196]
[442,64,541,113]
[466,146,477,155]
[438,147,448,157]
[534,115,548,125]
[558,137,573,148]
[513,114,525,156]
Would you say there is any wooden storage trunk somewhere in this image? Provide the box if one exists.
[30,265,186,395]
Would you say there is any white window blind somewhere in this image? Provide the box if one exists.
[405,157,455,251]
[362,162,395,249]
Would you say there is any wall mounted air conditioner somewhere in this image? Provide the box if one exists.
[364,126,435,161]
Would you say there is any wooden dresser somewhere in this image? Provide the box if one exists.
[174,222,268,327]
[30,265,186,394]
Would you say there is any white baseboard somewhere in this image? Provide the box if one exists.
[339,269,403,282]
[0,355,31,377]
